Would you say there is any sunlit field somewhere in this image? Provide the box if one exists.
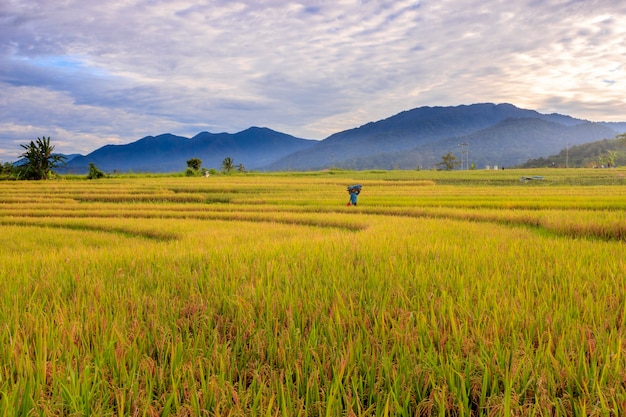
[1,168,626,416]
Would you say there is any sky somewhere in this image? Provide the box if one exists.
[1,0,625,162]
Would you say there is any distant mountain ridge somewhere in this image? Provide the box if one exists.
[62,127,316,173]
[59,103,626,173]
[264,103,622,170]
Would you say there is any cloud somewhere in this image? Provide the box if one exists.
[1,0,625,161]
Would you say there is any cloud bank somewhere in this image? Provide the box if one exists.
[1,0,625,161]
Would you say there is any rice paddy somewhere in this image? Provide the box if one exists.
[1,168,626,416]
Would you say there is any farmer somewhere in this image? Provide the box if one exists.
[347,185,361,206]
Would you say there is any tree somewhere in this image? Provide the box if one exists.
[618,133,626,147]
[221,157,234,173]
[18,136,66,180]
[87,162,106,179]
[186,158,202,171]
[606,150,617,168]
[436,152,460,171]
[1,162,15,177]
[237,163,245,173]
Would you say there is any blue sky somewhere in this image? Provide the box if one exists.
[1,0,625,162]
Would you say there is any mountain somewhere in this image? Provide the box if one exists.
[338,118,617,170]
[263,103,623,171]
[599,122,626,134]
[61,127,316,174]
[56,103,624,174]
[62,154,81,163]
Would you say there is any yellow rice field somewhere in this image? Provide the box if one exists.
[1,169,626,416]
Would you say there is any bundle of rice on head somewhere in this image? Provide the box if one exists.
[346,184,362,206]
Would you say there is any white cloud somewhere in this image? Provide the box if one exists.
[1,0,625,162]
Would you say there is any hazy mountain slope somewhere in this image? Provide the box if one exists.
[337,118,617,170]
[599,122,626,134]
[437,118,617,168]
[262,103,598,171]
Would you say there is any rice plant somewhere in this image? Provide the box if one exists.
[1,169,625,416]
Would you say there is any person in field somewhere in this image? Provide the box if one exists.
[347,185,361,206]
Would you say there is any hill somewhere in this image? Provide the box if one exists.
[519,136,626,168]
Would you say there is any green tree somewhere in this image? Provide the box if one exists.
[186,158,202,171]
[18,136,66,180]
[1,162,15,177]
[87,162,106,179]
[617,133,626,147]
[436,152,460,171]
[606,150,617,168]
[221,157,234,173]
[237,163,245,173]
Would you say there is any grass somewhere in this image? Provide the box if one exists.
[1,168,626,416]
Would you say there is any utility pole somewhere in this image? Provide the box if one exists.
[458,143,469,170]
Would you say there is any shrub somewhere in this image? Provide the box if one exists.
[87,163,106,179]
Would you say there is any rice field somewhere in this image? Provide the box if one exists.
[1,168,626,416]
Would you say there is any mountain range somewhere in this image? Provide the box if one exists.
[60,103,626,173]
[62,127,316,173]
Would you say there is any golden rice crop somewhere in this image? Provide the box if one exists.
[1,169,626,416]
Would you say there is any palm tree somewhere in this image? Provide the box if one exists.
[19,136,66,179]
[221,157,234,173]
